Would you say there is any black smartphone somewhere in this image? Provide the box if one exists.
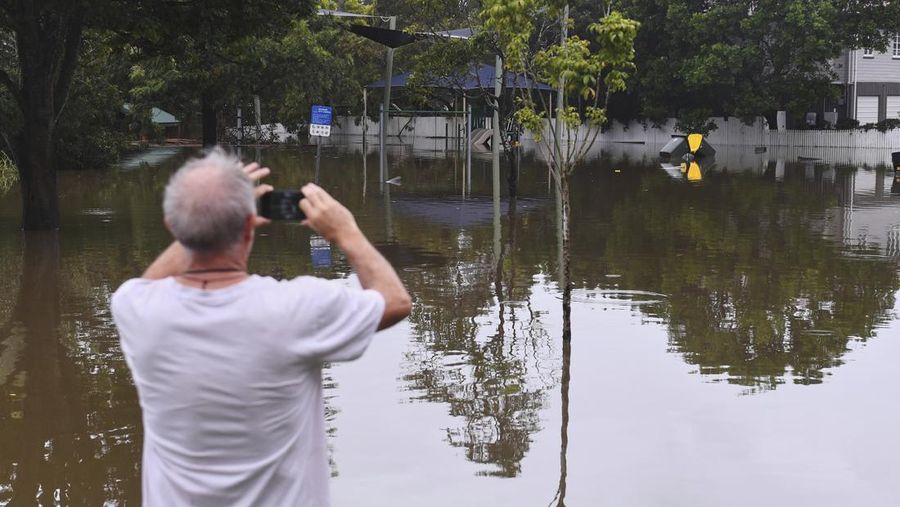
[259,190,305,220]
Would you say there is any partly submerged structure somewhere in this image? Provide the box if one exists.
[366,64,554,93]
[659,134,716,162]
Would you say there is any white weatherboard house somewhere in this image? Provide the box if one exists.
[833,35,900,124]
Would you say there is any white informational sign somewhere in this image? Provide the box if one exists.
[310,105,333,137]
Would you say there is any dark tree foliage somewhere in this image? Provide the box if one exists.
[0,0,316,229]
[119,0,316,147]
[1,0,87,229]
[612,0,900,127]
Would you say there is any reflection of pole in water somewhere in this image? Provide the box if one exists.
[362,140,368,201]
[844,170,855,247]
[314,136,321,185]
[493,178,502,268]
[379,103,385,193]
[551,336,571,507]
[384,182,394,242]
[875,165,885,198]
[550,131,572,504]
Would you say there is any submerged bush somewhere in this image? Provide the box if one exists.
[0,151,17,194]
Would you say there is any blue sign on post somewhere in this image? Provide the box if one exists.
[310,105,333,137]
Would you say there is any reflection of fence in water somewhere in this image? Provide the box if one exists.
[886,225,900,257]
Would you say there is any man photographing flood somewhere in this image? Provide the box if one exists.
[111,148,411,506]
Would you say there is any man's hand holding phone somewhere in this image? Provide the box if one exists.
[298,183,361,245]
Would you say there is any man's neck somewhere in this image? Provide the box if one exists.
[186,254,247,273]
[175,251,251,290]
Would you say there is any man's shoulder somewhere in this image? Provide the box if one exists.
[256,275,369,309]
[110,278,173,325]
[264,275,342,291]
[112,277,163,302]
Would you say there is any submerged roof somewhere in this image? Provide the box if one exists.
[366,64,554,92]
[389,196,547,228]
[151,107,179,125]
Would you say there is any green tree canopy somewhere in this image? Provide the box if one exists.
[616,0,900,126]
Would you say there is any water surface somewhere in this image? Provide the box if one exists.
[1,142,899,506]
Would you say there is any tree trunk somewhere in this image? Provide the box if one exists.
[7,1,84,230]
[201,93,218,147]
[16,54,60,230]
[506,151,519,198]
[17,114,60,230]
[560,174,572,342]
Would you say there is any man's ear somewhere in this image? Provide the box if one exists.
[163,219,173,234]
[243,214,255,242]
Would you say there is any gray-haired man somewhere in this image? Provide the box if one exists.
[111,148,410,506]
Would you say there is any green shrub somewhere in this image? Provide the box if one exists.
[0,151,17,194]
[833,118,860,130]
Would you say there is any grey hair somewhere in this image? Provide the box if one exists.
[163,147,255,255]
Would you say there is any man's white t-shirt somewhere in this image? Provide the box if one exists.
[111,275,385,507]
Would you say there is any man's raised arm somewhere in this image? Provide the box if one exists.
[299,183,411,330]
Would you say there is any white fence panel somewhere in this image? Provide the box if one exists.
[332,114,900,152]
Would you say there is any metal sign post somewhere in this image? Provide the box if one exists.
[379,103,385,187]
[310,105,333,184]
[466,105,472,195]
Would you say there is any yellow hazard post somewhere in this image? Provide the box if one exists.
[687,133,703,154]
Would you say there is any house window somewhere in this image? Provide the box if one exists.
[863,47,874,58]
[893,34,900,58]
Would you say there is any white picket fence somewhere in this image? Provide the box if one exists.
[766,129,900,149]
[332,115,472,139]
[330,115,900,151]
[578,117,900,150]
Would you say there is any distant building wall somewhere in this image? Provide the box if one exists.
[837,45,900,122]
[855,49,900,83]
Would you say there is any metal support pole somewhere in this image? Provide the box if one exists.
[362,138,368,200]
[253,95,262,140]
[466,105,472,195]
[315,135,321,184]
[492,54,502,207]
[362,87,368,146]
[382,16,396,141]
[379,103,385,186]
[237,106,243,145]
[384,182,394,242]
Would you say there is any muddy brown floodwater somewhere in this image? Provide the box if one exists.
[1,141,900,506]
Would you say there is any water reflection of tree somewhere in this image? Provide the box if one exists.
[570,165,899,390]
[0,232,146,504]
[0,160,189,503]
[400,200,556,477]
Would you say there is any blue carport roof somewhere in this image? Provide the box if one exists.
[366,64,554,92]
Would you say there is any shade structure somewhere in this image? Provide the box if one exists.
[348,24,418,48]
[366,64,554,92]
